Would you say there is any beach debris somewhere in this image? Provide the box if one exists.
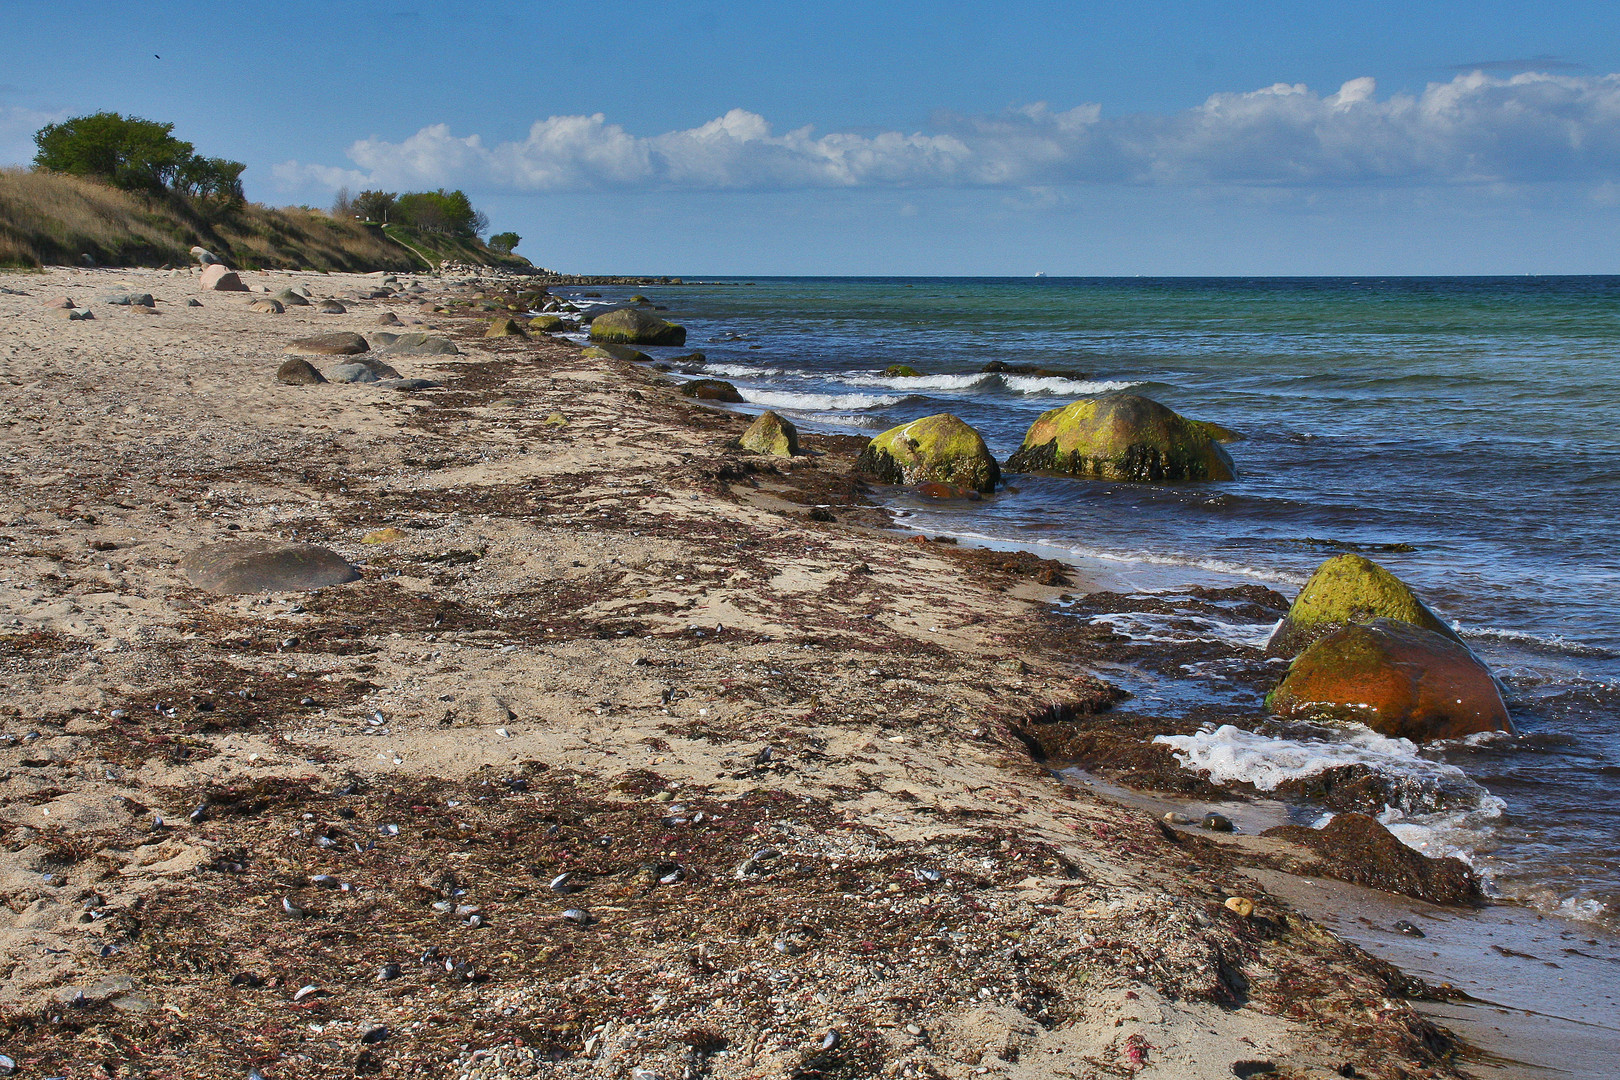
[281,897,305,919]
[820,1031,841,1050]
[1223,896,1255,918]
[292,984,320,1002]
[188,803,207,824]
[856,413,1000,493]
[1394,920,1426,938]
[186,297,203,306]
[562,908,593,925]
[549,872,576,893]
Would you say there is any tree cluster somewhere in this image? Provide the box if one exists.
[332,186,489,239]
[33,113,244,204]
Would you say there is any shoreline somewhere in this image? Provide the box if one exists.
[0,264,1576,1078]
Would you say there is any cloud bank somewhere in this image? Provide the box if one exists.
[276,71,1620,194]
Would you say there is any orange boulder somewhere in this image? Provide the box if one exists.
[1266,618,1513,743]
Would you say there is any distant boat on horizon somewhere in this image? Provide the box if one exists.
[1035,271,1047,277]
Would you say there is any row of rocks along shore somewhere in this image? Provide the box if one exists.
[0,263,1497,1079]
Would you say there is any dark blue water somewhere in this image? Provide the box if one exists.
[559,276,1620,926]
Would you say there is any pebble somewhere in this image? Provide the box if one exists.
[1202,812,1234,832]
[378,963,401,981]
[820,1031,840,1050]
[1224,896,1255,917]
[1394,920,1426,938]
[1162,811,1196,825]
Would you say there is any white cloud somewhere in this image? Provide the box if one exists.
[273,71,1620,195]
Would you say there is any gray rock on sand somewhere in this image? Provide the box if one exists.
[199,265,247,291]
[376,378,439,392]
[376,312,403,326]
[249,298,285,314]
[51,307,92,321]
[276,358,327,385]
[377,332,458,356]
[186,298,203,307]
[273,289,311,306]
[189,246,222,266]
[179,541,360,594]
[283,332,369,356]
[104,293,154,307]
[327,358,403,384]
[43,296,76,309]
[316,300,346,314]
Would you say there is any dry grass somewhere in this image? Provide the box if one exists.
[0,169,519,273]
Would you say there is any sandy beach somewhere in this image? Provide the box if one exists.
[0,266,1516,1079]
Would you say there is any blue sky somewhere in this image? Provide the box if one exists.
[6,0,1620,274]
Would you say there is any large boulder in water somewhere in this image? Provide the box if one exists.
[1004,393,1234,482]
[588,307,686,346]
[180,541,359,594]
[1265,619,1513,742]
[680,378,744,403]
[856,414,999,493]
[739,410,799,456]
[1267,554,1460,658]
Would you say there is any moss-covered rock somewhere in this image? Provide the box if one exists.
[1266,619,1513,742]
[1193,420,1245,443]
[739,410,799,456]
[529,314,567,332]
[1267,554,1460,658]
[883,364,922,377]
[1004,393,1235,482]
[588,307,686,346]
[485,317,527,338]
[680,379,744,403]
[855,414,999,493]
[583,343,652,363]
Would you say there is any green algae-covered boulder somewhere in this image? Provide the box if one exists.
[588,307,686,346]
[1004,393,1235,483]
[1266,619,1513,743]
[855,414,999,493]
[1267,554,1461,658]
[529,314,568,332]
[486,317,528,338]
[739,410,799,457]
[884,364,922,377]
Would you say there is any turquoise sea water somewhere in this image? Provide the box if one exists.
[562,276,1620,927]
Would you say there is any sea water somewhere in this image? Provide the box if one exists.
[560,276,1620,928]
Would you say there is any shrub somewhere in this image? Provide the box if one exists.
[489,231,520,254]
[34,113,244,203]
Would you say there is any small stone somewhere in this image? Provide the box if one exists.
[821,1031,840,1051]
[376,311,403,326]
[361,1025,389,1044]
[1163,812,1196,825]
[377,963,401,981]
[562,908,592,925]
[186,298,203,306]
[1394,920,1426,938]
[1224,896,1255,917]
[1202,812,1234,832]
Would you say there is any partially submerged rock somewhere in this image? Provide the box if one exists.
[1266,618,1514,742]
[179,541,359,594]
[275,358,327,385]
[283,332,369,357]
[1267,554,1460,658]
[884,364,922,377]
[856,414,999,493]
[680,379,744,403]
[916,482,982,501]
[199,265,247,291]
[1264,812,1482,906]
[739,410,799,456]
[588,307,686,346]
[1004,394,1234,482]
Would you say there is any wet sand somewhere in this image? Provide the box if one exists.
[0,265,1530,1078]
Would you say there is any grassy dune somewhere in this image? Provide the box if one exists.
[0,169,530,273]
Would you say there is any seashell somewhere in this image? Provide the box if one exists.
[293,984,319,1001]
[432,901,452,913]
[281,897,305,919]
[188,804,208,824]
[549,873,575,893]
[562,908,592,925]
[821,1031,840,1051]
[377,963,401,981]
[361,1025,389,1044]
[309,874,339,889]
[915,868,943,883]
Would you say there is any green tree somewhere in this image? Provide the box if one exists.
[353,189,397,223]
[393,188,483,237]
[33,112,240,196]
[488,231,521,254]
